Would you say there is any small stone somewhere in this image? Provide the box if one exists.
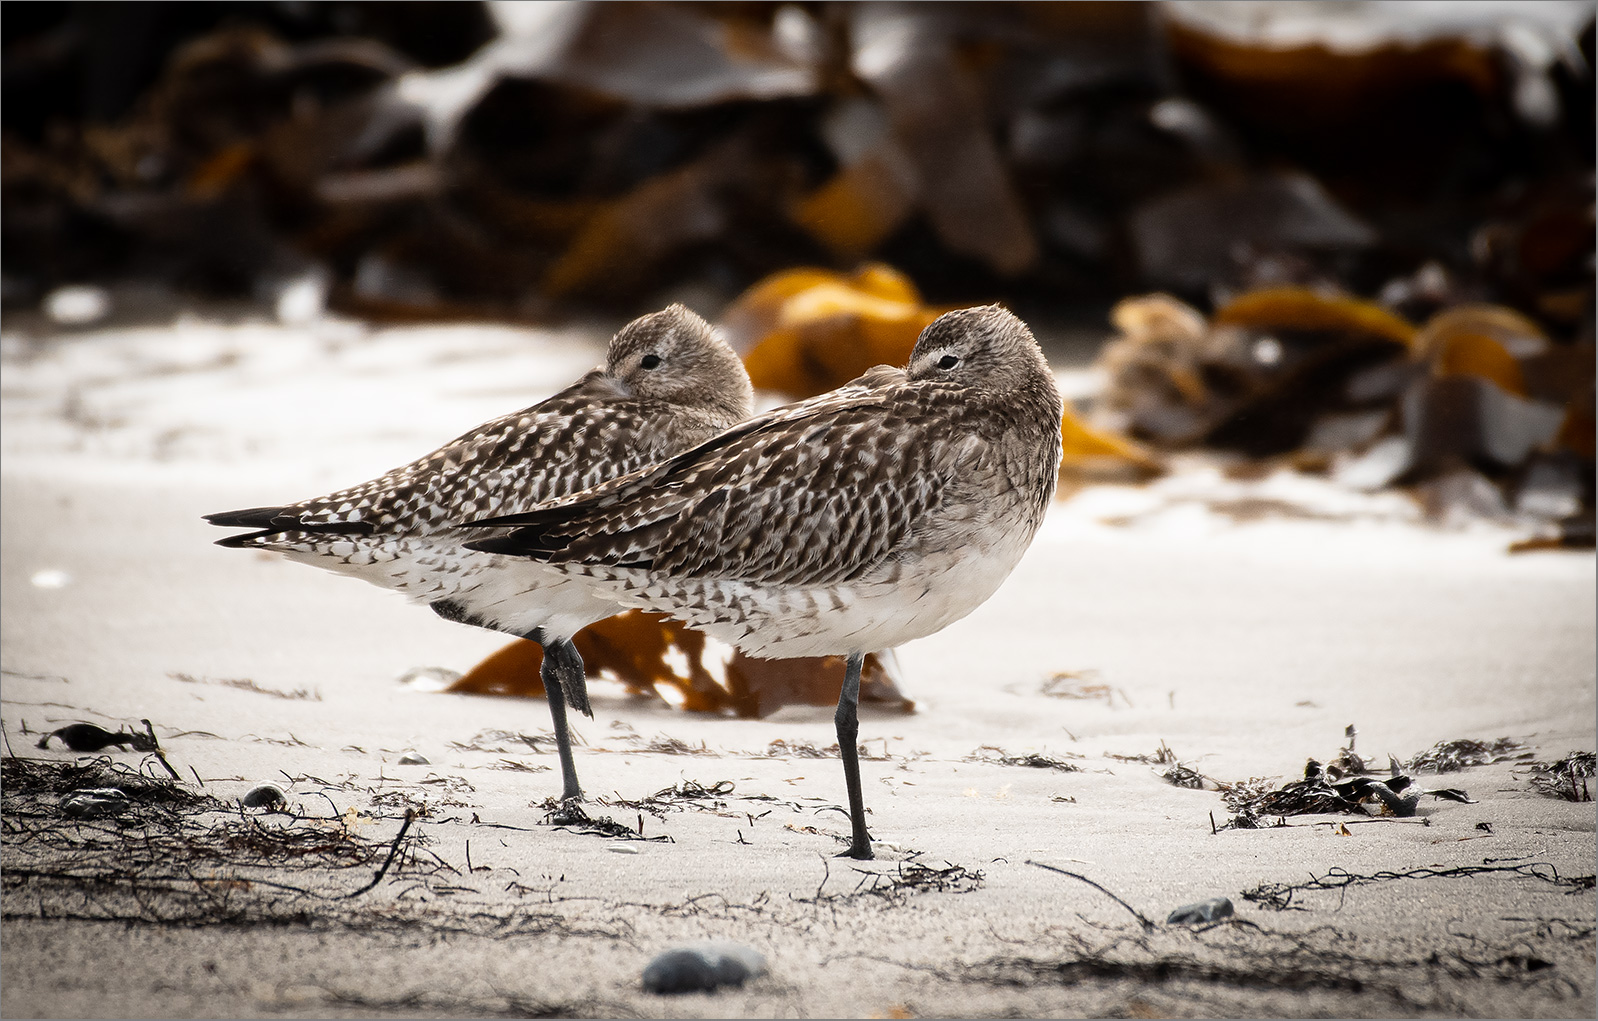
[242,784,286,808]
[60,789,129,818]
[30,569,72,590]
[397,752,429,765]
[642,943,767,995]
[272,270,327,325]
[397,666,460,692]
[1167,896,1234,925]
[44,285,110,326]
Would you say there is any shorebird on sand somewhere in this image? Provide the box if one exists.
[467,305,1064,858]
[205,305,753,803]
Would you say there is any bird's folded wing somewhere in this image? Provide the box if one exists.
[468,384,953,590]
[204,374,657,542]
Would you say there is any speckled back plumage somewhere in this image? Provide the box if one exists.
[470,305,1064,657]
[206,304,753,634]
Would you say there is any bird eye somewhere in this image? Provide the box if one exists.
[640,354,662,370]
[938,354,960,370]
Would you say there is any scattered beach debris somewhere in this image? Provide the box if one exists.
[634,736,717,757]
[957,910,1584,1015]
[641,943,767,995]
[396,752,430,765]
[1326,724,1368,777]
[1522,752,1596,802]
[1405,737,1532,773]
[799,859,985,907]
[486,759,551,774]
[1242,861,1592,912]
[1207,729,1539,828]
[1166,896,1234,925]
[967,745,1082,772]
[1096,289,1594,547]
[540,800,670,843]
[447,728,558,755]
[59,788,130,819]
[32,718,182,781]
[1026,860,1156,932]
[1161,763,1209,790]
[1103,742,1211,789]
[170,672,321,701]
[240,783,286,809]
[600,780,737,819]
[2,757,439,923]
[1106,741,1180,765]
[764,738,833,760]
[1041,672,1133,708]
[446,611,913,717]
[35,721,155,753]
[1220,758,1474,826]
[849,861,984,903]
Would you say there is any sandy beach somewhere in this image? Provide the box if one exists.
[3,315,1593,1018]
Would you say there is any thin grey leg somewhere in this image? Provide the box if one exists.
[834,651,873,860]
[535,636,587,803]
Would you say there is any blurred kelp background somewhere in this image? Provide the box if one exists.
[4,0,1595,550]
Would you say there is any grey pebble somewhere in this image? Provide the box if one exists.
[242,784,286,808]
[1167,896,1234,925]
[396,666,461,691]
[642,943,767,995]
[60,789,129,818]
[397,752,429,765]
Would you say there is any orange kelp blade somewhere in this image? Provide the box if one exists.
[446,610,915,717]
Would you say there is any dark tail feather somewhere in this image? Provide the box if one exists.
[214,530,280,549]
[206,505,378,545]
[204,506,291,528]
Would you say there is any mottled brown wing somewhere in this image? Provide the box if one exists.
[206,372,664,543]
[472,382,963,589]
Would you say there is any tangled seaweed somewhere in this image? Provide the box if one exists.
[804,860,985,907]
[1241,862,1592,912]
[966,745,1082,772]
[0,756,606,938]
[1522,752,1596,802]
[1405,737,1532,773]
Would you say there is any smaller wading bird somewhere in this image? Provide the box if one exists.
[205,305,753,804]
[468,305,1063,859]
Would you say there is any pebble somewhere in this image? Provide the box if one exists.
[44,285,110,326]
[642,943,767,995]
[241,784,286,808]
[396,666,461,692]
[29,569,72,590]
[397,752,429,765]
[1167,896,1234,925]
[60,789,129,818]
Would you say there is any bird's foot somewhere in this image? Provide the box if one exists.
[835,842,874,861]
[544,795,588,827]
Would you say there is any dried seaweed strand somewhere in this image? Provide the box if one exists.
[1025,859,1156,931]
